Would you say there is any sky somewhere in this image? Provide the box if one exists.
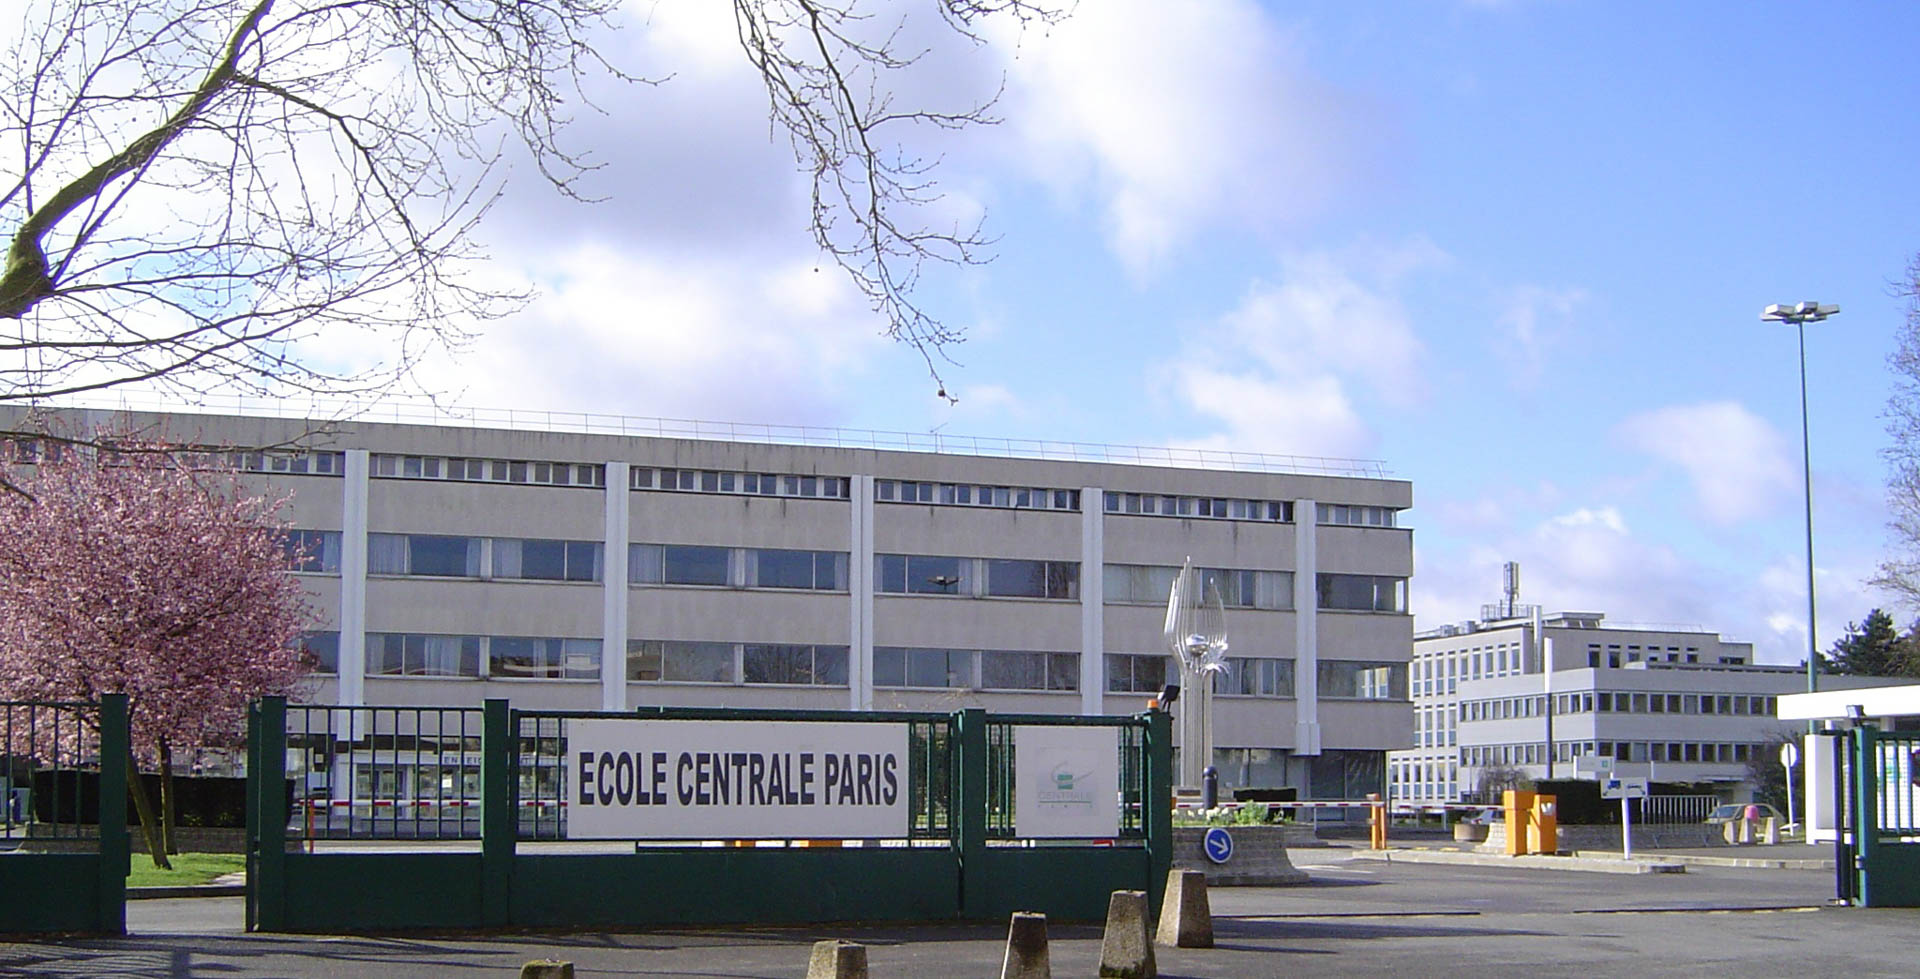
[83,1,1920,666]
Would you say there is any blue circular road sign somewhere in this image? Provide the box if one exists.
[1202,826,1234,864]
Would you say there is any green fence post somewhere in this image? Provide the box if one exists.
[481,698,513,928]
[244,702,259,932]
[254,696,288,931]
[96,693,129,934]
[1854,723,1880,906]
[1144,708,1173,913]
[954,708,988,919]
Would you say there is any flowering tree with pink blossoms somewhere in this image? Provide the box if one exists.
[0,434,313,867]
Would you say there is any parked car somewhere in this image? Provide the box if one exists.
[1704,803,1781,825]
[1464,806,1503,825]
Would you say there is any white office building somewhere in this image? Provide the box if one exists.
[9,404,1417,801]
[1393,607,1842,804]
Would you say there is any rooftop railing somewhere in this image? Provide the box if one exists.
[33,393,1394,479]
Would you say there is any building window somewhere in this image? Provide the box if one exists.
[1224,658,1294,697]
[633,467,846,500]
[876,479,1077,511]
[492,539,603,582]
[742,644,849,686]
[873,647,973,689]
[629,544,733,586]
[984,559,1080,599]
[1105,653,1172,694]
[1314,503,1398,527]
[1103,492,1290,523]
[977,650,1078,691]
[1318,661,1407,700]
[747,549,849,591]
[373,453,604,488]
[366,633,482,677]
[627,640,736,683]
[1103,564,1294,609]
[490,637,601,679]
[1316,574,1406,612]
[282,530,342,573]
[296,631,340,674]
[368,534,483,577]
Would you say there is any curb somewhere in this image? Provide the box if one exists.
[128,883,246,900]
[1349,848,1685,875]
[1567,850,1834,871]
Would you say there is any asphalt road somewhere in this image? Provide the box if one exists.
[3,849,1914,978]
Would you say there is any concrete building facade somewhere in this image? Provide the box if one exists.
[15,405,1416,800]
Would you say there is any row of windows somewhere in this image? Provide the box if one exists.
[301,632,1386,700]
[1315,503,1397,527]
[300,532,1405,617]
[1105,654,1398,700]
[627,641,849,686]
[1104,492,1292,523]
[879,480,1080,511]
[2,439,345,476]
[1459,691,1780,722]
[1316,574,1406,613]
[630,545,849,591]
[873,647,1080,691]
[1413,642,1524,699]
[874,555,1079,599]
[372,453,607,487]
[1464,740,1765,768]
[1390,760,1459,801]
[1103,565,1294,610]
[635,467,849,500]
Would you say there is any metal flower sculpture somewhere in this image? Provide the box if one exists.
[1162,557,1229,788]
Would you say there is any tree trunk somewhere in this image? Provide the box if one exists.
[158,737,178,856]
[125,752,170,870]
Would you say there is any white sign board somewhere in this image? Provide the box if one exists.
[1779,741,1799,770]
[1601,776,1649,800]
[1575,754,1615,776]
[565,720,908,840]
[1013,725,1120,838]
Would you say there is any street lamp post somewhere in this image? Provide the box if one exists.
[1760,301,1839,706]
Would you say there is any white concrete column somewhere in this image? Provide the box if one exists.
[1293,499,1320,756]
[849,475,876,710]
[338,449,370,709]
[601,462,630,711]
[1080,486,1104,715]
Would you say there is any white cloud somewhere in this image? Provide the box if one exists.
[1493,285,1586,387]
[393,242,890,423]
[995,0,1389,273]
[1167,241,1441,458]
[1614,402,1798,524]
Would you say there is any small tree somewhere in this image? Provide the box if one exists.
[1877,255,1920,607]
[0,433,313,867]
[1827,609,1910,677]
[1745,729,1802,817]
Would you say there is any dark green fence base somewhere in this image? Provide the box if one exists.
[973,847,1153,922]
[271,853,484,933]
[0,695,127,936]
[517,849,961,928]
[0,853,111,935]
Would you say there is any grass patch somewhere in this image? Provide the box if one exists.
[126,851,247,888]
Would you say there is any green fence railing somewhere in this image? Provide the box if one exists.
[246,697,1172,933]
[0,695,128,935]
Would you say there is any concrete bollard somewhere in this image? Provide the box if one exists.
[1098,890,1156,979]
[1762,817,1780,845]
[1154,869,1213,949]
[519,961,574,979]
[806,940,868,979]
[1000,910,1051,979]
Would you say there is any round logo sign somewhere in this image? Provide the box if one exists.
[1202,826,1234,865]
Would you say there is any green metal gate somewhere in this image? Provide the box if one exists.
[0,695,129,935]
[1837,724,1920,908]
[247,697,1172,933]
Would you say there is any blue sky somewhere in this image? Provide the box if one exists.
[341,1,1920,665]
